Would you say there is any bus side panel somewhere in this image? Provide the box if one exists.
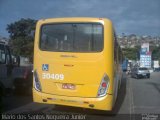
[103,20,120,107]
[103,19,114,95]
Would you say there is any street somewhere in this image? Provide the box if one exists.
[1,72,160,120]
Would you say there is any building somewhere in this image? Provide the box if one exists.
[0,36,9,45]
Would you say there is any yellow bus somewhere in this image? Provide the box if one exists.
[33,17,123,111]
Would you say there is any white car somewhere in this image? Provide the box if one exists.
[148,68,154,73]
[131,67,150,79]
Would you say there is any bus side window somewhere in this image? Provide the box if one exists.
[114,33,118,64]
[118,46,122,64]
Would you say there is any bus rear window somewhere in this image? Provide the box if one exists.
[40,23,103,52]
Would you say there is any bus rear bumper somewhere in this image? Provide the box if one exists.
[33,89,114,111]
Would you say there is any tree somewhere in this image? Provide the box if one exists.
[152,46,160,62]
[6,18,37,62]
[122,47,140,60]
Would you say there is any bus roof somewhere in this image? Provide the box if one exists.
[37,17,112,24]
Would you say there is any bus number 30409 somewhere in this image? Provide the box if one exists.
[42,73,64,80]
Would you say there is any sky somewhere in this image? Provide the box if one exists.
[0,0,160,38]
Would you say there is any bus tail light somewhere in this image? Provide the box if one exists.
[33,70,42,92]
[97,74,110,97]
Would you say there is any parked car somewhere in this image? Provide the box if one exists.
[13,65,33,95]
[131,67,150,79]
[0,42,34,98]
[148,68,154,73]
[0,42,20,96]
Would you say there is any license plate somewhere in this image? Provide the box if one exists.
[62,83,75,90]
[143,73,146,76]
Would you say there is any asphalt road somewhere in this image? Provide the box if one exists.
[1,72,160,120]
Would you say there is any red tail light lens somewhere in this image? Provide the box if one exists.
[102,82,107,87]
[97,74,110,97]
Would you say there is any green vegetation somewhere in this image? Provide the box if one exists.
[122,46,140,60]
[6,18,37,62]
[151,46,160,62]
